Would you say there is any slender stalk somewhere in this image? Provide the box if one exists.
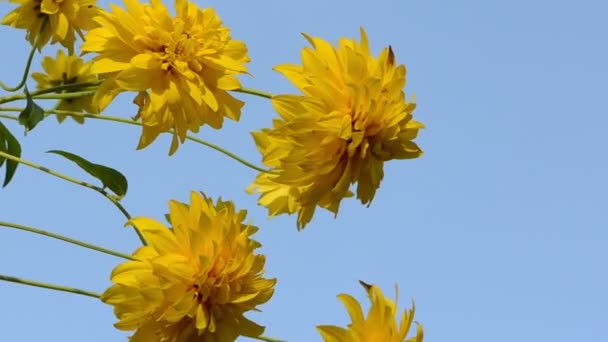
[0,90,98,105]
[31,91,97,100]
[30,80,102,96]
[0,19,48,92]
[0,37,38,93]
[0,150,147,245]
[0,221,133,260]
[252,336,286,342]
[0,109,276,174]
[232,87,273,100]
[0,274,100,299]
[181,133,273,174]
[63,111,275,174]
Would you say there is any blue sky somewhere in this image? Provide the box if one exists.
[1,0,607,341]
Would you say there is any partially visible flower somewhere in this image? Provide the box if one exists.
[1,0,100,52]
[102,191,276,342]
[81,0,250,155]
[317,282,423,342]
[31,50,98,123]
[248,28,424,229]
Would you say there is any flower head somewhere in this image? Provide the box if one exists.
[31,50,98,123]
[102,192,276,342]
[317,282,423,342]
[248,28,424,229]
[1,0,100,51]
[81,0,250,154]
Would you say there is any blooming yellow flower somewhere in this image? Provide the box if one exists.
[102,192,276,342]
[317,282,423,342]
[248,28,424,229]
[31,50,98,123]
[81,0,250,155]
[1,0,100,52]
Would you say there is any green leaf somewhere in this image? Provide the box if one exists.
[0,121,22,187]
[18,86,45,134]
[47,150,128,199]
[0,130,6,169]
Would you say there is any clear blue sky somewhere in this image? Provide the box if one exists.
[1,0,607,341]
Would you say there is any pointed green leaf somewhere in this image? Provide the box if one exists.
[47,150,128,199]
[0,130,6,169]
[18,87,45,134]
[0,121,22,187]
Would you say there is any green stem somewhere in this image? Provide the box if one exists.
[71,111,275,174]
[32,91,97,100]
[0,274,100,299]
[252,336,286,342]
[0,109,275,174]
[30,80,103,96]
[0,90,98,105]
[232,87,273,100]
[0,221,133,260]
[0,19,47,92]
[0,38,38,93]
[0,149,147,245]
[30,80,102,96]
[183,133,273,174]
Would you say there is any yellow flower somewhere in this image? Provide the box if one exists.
[102,191,276,342]
[1,0,100,52]
[31,50,98,123]
[248,28,424,229]
[317,282,423,342]
[81,0,250,155]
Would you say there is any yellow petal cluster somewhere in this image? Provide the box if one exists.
[1,0,100,51]
[248,28,424,229]
[102,192,276,342]
[81,0,250,154]
[31,50,98,123]
[317,282,423,342]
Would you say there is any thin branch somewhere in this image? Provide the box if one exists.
[0,29,40,92]
[0,109,276,174]
[0,90,98,105]
[0,220,133,260]
[0,149,147,245]
[0,274,101,299]
[232,87,273,100]
[252,336,287,342]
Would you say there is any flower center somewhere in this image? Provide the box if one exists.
[149,19,203,75]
